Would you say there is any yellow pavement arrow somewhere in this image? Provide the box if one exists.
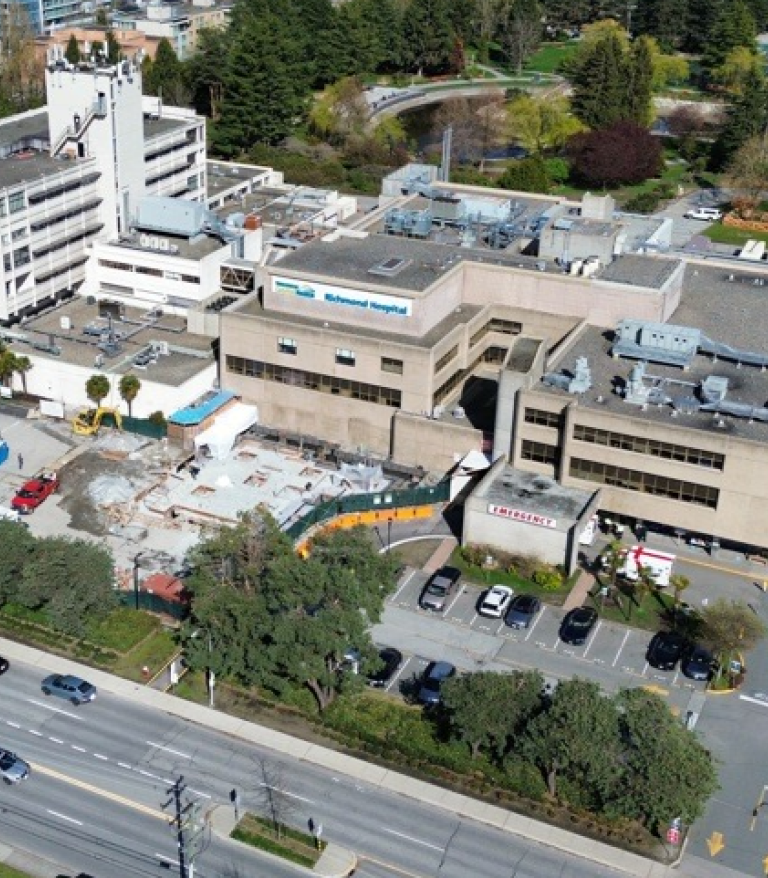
[707,831,726,857]
[763,854,768,875]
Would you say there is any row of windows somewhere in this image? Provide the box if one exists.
[470,317,523,348]
[36,256,89,285]
[573,424,725,470]
[569,458,719,509]
[30,200,101,232]
[33,224,103,259]
[433,346,506,406]
[524,407,561,428]
[434,345,458,374]
[3,246,29,272]
[275,338,405,374]
[521,440,558,465]
[225,356,402,407]
[98,260,199,284]
[0,191,26,217]
[27,173,100,206]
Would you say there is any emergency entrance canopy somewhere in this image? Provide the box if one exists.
[193,403,258,460]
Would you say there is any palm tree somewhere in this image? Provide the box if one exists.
[85,374,111,407]
[670,574,691,609]
[13,355,31,396]
[633,563,658,617]
[0,350,17,388]
[118,373,141,417]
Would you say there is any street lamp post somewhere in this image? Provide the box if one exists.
[133,551,147,611]
[751,785,768,831]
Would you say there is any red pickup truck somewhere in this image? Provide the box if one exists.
[11,471,59,513]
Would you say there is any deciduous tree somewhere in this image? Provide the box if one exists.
[506,94,585,154]
[497,0,542,75]
[699,598,766,682]
[86,374,111,406]
[567,121,662,186]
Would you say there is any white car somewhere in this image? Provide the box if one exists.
[479,585,514,618]
[684,207,722,221]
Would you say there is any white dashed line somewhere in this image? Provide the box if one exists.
[29,730,42,737]
[613,630,631,667]
[381,828,444,852]
[188,788,212,799]
[48,737,64,744]
[6,721,19,728]
[94,753,109,761]
[47,810,83,826]
[146,741,192,759]
[26,699,84,720]
[72,746,86,752]
[117,762,132,769]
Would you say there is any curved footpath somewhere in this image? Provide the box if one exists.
[0,637,699,878]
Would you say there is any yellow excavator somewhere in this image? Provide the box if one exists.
[72,406,123,436]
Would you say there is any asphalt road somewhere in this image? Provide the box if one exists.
[0,658,631,878]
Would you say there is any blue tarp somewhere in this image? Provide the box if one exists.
[0,441,8,467]
[168,390,236,426]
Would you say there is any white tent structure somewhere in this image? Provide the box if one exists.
[450,448,490,500]
[193,403,258,460]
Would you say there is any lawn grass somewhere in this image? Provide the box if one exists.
[391,538,443,571]
[524,41,579,74]
[0,865,36,878]
[113,628,178,680]
[701,223,768,247]
[86,607,161,651]
[554,158,692,207]
[585,579,676,632]
[232,814,323,867]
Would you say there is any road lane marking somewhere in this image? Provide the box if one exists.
[26,699,84,721]
[146,741,192,759]
[6,722,19,728]
[189,788,212,799]
[117,762,132,769]
[29,730,42,736]
[256,782,313,803]
[381,827,444,852]
[740,695,768,708]
[48,737,63,744]
[47,810,83,826]
[155,854,176,864]
[72,746,86,752]
[612,630,631,667]
[391,569,416,602]
[94,753,108,761]
[582,620,601,659]
[32,762,171,822]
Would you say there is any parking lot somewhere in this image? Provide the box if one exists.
[376,568,708,706]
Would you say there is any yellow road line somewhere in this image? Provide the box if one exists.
[359,854,429,878]
[676,555,759,580]
[31,762,172,822]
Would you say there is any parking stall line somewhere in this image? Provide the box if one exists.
[582,620,602,659]
[612,630,631,667]
[391,570,416,603]
[444,586,464,616]
[524,606,545,642]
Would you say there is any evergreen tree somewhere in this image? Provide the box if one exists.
[400,0,455,73]
[713,67,768,167]
[64,34,81,64]
[632,0,688,51]
[212,9,310,156]
[701,0,756,72]
[625,36,654,127]
[186,26,228,119]
[683,0,723,52]
[144,38,183,99]
[746,0,768,31]
[570,31,627,129]
[105,30,121,64]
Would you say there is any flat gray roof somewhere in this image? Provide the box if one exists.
[597,254,680,290]
[5,298,214,386]
[114,230,224,261]
[477,464,593,529]
[0,152,84,190]
[0,110,48,151]
[143,116,191,139]
[541,259,768,442]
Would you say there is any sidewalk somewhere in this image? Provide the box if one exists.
[0,635,703,878]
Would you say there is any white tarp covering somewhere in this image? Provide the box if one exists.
[194,403,258,460]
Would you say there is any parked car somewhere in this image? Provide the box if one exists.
[646,631,686,671]
[0,748,30,784]
[684,207,723,221]
[11,471,59,514]
[559,606,598,645]
[478,585,514,619]
[681,644,714,681]
[41,674,97,705]
[0,656,8,674]
[504,594,542,630]
[367,647,403,688]
[419,566,462,612]
[417,661,456,705]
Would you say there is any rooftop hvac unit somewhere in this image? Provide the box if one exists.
[452,406,466,419]
[158,238,170,251]
[139,233,150,247]
[432,405,445,419]
[60,316,72,330]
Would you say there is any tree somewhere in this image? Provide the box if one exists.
[251,756,297,839]
[0,2,45,115]
[64,34,81,64]
[144,38,186,103]
[712,47,762,95]
[400,0,455,74]
[669,574,690,609]
[13,354,31,395]
[86,373,111,406]
[0,349,17,387]
[186,26,228,120]
[521,679,621,808]
[0,520,35,606]
[611,689,718,830]
[570,30,629,130]
[498,154,550,192]
[95,5,109,26]
[442,669,543,760]
[105,30,121,64]
[185,517,399,711]
[498,0,542,75]
[625,36,654,128]
[713,66,768,167]
[699,598,767,683]
[567,121,662,186]
[724,135,768,213]
[701,0,756,74]
[683,0,723,52]
[118,373,141,416]
[309,78,368,145]
[632,0,689,51]
[506,94,585,155]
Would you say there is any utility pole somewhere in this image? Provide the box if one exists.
[165,777,207,878]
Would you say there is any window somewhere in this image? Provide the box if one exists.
[336,348,356,367]
[0,198,6,218]
[521,440,558,465]
[137,266,163,277]
[434,345,458,374]
[569,458,719,508]
[482,345,507,364]
[8,191,25,214]
[13,246,30,268]
[524,408,561,428]
[225,356,401,408]
[3,254,10,272]
[181,274,200,284]
[11,228,26,242]
[99,259,133,272]
[572,425,725,470]
[381,356,403,375]
[470,318,523,348]
[278,337,297,355]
